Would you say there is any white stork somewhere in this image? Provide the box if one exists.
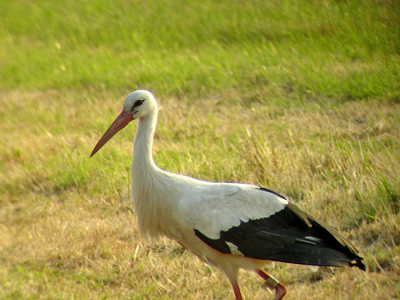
[90,90,365,300]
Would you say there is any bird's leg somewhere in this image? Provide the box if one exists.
[230,280,243,300]
[257,270,286,300]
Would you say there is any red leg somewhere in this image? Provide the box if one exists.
[257,270,287,300]
[231,280,243,300]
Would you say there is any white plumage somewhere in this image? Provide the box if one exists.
[91,90,365,300]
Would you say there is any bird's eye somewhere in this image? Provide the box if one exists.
[131,99,145,112]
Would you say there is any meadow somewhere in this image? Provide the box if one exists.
[1,0,399,299]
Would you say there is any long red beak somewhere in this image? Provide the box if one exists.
[90,110,134,158]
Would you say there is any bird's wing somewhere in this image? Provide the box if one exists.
[178,183,288,239]
[179,184,365,270]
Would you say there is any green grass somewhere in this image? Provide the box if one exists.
[1,0,400,299]
[1,0,399,98]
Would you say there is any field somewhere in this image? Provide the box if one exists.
[1,0,399,299]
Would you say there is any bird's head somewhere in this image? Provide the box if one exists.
[123,90,157,120]
[90,90,157,158]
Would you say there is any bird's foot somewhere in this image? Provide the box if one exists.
[257,271,287,300]
[273,283,286,300]
[265,277,286,300]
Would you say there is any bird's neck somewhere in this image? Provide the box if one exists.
[131,109,167,239]
[132,109,158,171]
[130,108,193,240]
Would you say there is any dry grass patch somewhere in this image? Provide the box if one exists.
[1,90,399,299]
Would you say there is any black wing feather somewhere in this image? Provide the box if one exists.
[194,188,365,271]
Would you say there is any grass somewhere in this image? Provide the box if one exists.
[1,0,399,299]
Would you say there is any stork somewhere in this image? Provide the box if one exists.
[90,90,365,300]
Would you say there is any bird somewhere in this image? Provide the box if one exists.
[90,90,365,300]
